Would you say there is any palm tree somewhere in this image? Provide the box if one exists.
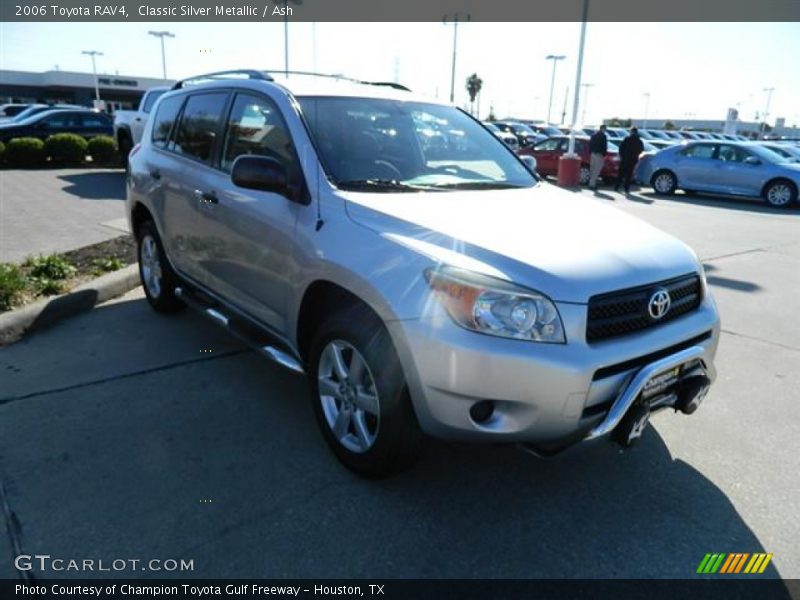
[466,73,483,116]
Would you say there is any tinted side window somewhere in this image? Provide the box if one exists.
[142,90,166,114]
[221,93,298,176]
[682,144,716,159]
[173,92,228,162]
[80,113,111,128]
[151,95,184,149]
[42,113,77,128]
[717,144,749,162]
[535,138,560,151]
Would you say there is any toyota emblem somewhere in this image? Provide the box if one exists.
[648,288,671,320]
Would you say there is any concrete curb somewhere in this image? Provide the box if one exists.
[0,264,140,345]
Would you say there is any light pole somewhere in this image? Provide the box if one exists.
[148,31,175,81]
[443,13,471,103]
[642,92,651,128]
[283,0,303,77]
[545,54,566,124]
[566,0,589,156]
[760,87,775,139]
[81,50,103,102]
[580,83,594,125]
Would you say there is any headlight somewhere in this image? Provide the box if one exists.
[425,267,566,343]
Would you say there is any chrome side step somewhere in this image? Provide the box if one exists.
[175,286,305,375]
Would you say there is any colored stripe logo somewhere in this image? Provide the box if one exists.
[697,553,772,574]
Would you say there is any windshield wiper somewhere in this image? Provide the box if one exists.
[336,179,441,192]
[427,181,528,190]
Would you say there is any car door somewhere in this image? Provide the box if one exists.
[531,138,561,175]
[31,111,81,140]
[77,112,113,139]
[674,143,718,190]
[714,144,765,196]
[195,91,305,334]
[149,91,229,284]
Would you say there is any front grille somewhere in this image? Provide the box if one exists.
[586,274,702,342]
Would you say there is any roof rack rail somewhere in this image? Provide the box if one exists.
[265,70,411,92]
[171,70,273,90]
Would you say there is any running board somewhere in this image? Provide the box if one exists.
[175,286,305,375]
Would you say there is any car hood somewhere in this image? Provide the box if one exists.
[343,183,701,303]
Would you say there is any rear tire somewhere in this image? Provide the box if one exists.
[763,179,797,208]
[652,170,677,195]
[136,220,185,313]
[309,306,425,477]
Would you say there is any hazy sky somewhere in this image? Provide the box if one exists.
[1,21,798,126]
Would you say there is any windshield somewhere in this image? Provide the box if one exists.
[10,105,49,122]
[297,97,536,192]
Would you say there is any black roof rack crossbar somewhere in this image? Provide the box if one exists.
[172,70,273,90]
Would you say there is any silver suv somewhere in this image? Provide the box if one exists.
[127,70,720,477]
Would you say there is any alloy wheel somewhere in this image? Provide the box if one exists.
[317,340,381,454]
[654,173,675,193]
[767,183,792,206]
[140,234,163,298]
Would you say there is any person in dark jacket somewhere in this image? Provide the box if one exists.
[614,127,645,193]
[588,125,608,191]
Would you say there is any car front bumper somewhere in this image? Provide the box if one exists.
[387,294,720,447]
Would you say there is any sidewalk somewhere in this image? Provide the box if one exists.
[0,168,129,263]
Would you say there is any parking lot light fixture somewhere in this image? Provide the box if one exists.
[545,54,566,124]
[81,50,103,102]
[148,31,175,81]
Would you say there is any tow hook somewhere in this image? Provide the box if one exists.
[675,375,711,415]
[612,402,651,447]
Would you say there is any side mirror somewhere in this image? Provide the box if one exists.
[520,155,537,173]
[743,156,761,166]
[231,155,288,195]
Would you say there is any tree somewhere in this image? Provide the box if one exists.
[466,73,483,116]
[663,120,676,130]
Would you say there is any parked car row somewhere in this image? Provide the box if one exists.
[0,108,113,144]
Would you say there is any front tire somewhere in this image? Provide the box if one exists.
[137,221,185,313]
[652,170,677,195]
[763,179,797,208]
[309,307,425,477]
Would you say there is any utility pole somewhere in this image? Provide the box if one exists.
[545,54,566,124]
[283,0,303,77]
[148,31,175,80]
[760,87,775,139]
[443,13,471,103]
[81,50,103,102]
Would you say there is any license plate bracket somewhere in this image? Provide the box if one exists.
[641,365,681,400]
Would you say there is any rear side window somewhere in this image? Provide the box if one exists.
[151,95,184,149]
[535,138,560,151]
[682,144,715,159]
[173,92,228,162]
[80,113,110,128]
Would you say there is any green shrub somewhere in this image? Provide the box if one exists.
[45,133,88,163]
[30,277,66,296]
[0,263,27,310]
[88,135,118,164]
[0,140,5,161]
[91,256,124,274]
[4,137,46,167]
[24,254,77,280]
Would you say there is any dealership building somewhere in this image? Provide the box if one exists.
[0,69,171,112]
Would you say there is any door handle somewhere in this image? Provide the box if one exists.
[194,189,218,204]
[149,169,161,180]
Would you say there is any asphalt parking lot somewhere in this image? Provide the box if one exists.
[1,184,799,582]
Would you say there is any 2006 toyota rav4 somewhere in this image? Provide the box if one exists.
[127,70,720,477]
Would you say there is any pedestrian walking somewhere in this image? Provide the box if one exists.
[615,127,644,193]
[588,125,608,190]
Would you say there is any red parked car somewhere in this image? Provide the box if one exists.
[520,135,620,185]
